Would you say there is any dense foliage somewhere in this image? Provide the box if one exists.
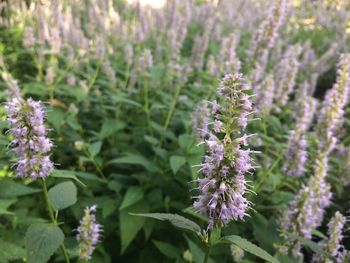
[0,0,350,262]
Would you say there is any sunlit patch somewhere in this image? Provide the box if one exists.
[126,0,166,9]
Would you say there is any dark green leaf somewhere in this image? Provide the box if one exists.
[222,235,280,263]
[25,223,64,263]
[130,213,201,235]
[169,155,186,174]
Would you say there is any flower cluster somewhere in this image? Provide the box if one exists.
[275,44,301,106]
[248,0,287,65]
[283,86,317,177]
[76,205,103,261]
[283,131,308,177]
[255,73,275,114]
[1,71,21,99]
[5,98,54,179]
[219,33,241,74]
[312,212,347,263]
[280,153,332,258]
[192,101,210,140]
[317,53,350,153]
[193,73,256,229]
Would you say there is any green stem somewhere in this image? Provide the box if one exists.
[42,179,71,263]
[143,79,153,135]
[203,244,211,263]
[161,84,182,145]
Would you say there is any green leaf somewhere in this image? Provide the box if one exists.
[107,152,156,172]
[222,235,280,263]
[169,155,186,174]
[120,200,150,254]
[0,199,16,215]
[0,180,41,198]
[120,186,144,210]
[47,108,65,132]
[99,119,125,139]
[152,240,180,259]
[0,238,26,263]
[25,223,64,263]
[130,213,201,235]
[88,141,102,157]
[179,134,196,151]
[51,170,86,187]
[185,236,214,263]
[48,181,77,211]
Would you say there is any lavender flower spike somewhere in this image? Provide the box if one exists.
[77,205,103,261]
[280,153,332,258]
[5,98,54,179]
[283,131,308,177]
[317,53,350,154]
[312,212,347,263]
[193,73,257,229]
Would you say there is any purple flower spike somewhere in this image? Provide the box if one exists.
[77,205,103,261]
[5,98,54,179]
[193,73,257,229]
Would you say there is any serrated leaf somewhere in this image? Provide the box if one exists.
[0,180,41,198]
[88,141,102,157]
[120,186,144,210]
[120,200,150,254]
[25,223,64,263]
[152,240,180,259]
[48,181,77,211]
[169,155,186,174]
[131,213,201,235]
[222,235,280,263]
[51,170,86,187]
[0,238,26,263]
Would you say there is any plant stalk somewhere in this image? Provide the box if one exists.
[42,179,71,263]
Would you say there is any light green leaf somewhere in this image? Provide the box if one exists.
[130,213,201,235]
[222,235,280,263]
[120,186,144,210]
[152,240,180,259]
[47,108,65,132]
[48,181,77,211]
[120,200,150,254]
[0,180,41,198]
[0,238,26,263]
[99,119,125,139]
[25,223,64,263]
[169,155,186,175]
[88,141,102,157]
[51,170,86,187]
[0,199,16,215]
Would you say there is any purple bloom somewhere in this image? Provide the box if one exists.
[192,101,210,139]
[274,44,301,106]
[5,98,54,179]
[280,154,332,258]
[313,212,347,263]
[193,74,256,229]
[76,205,103,261]
[283,131,308,177]
[317,53,350,153]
